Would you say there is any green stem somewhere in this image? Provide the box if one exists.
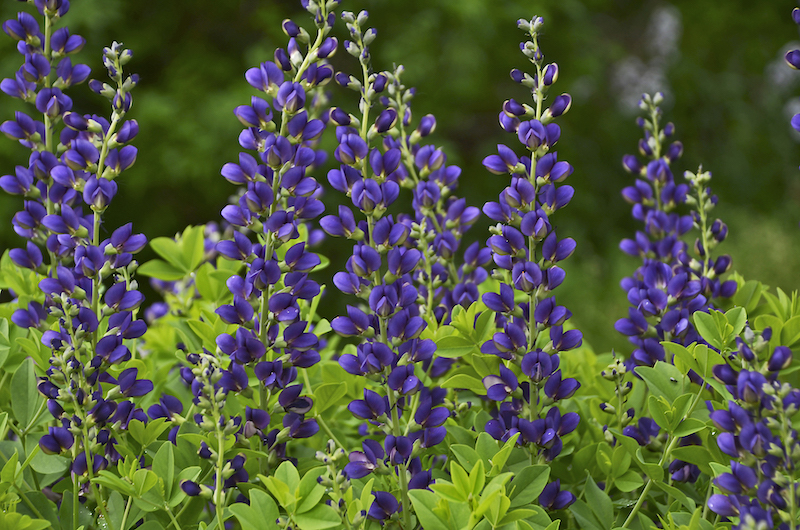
[72,470,79,530]
[119,494,133,530]
[214,428,226,528]
[701,478,713,520]
[165,505,184,530]
[95,115,121,183]
[387,388,412,530]
[316,415,346,452]
[14,485,46,520]
[82,428,114,530]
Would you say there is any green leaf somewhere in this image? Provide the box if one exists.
[614,470,644,492]
[313,383,347,414]
[450,444,485,473]
[507,465,549,508]
[693,311,724,350]
[11,357,42,428]
[187,319,218,350]
[569,499,604,530]
[194,262,231,302]
[671,446,716,475]
[181,225,206,272]
[725,307,747,338]
[610,445,632,479]
[498,509,537,526]
[229,490,280,530]
[475,432,498,465]
[611,429,664,482]
[260,475,293,509]
[29,450,70,475]
[489,433,519,475]
[296,467,326,514]
[450,462,470,500]
[93,470,136,497]
[781,315,800,348]
[1,450,19,483]
[152,442,175,500]
[275,460,300,493]
[170,466,201,507]
[0,319,10,369]
[360,477,375,515]
[732,279,764,314]
[652,480,696,512]
[435,334,477,358]
[430,480,468,503]
[132,468,160,497]
[137,259,185,281]
[441,374,486,395]
[647,395,671,435]
[635,362,685,402]
[663,342,699,376]
[672,418,706,437]
[150,237,186,272]
[595,441,613,476]
[469,459,486,497]
[693,343,724,380]
[134,418,171,447]
[293,503,342,530]
[572,443,601,478]
[408,489,448,530]
[584,473,614,528]
[0,512,51,530]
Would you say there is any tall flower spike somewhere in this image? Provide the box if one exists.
[0,3,152,527]
[181,0,337,524]
[615,94,735,371]
[477,15,580,508]
[327,10,461,528]
[376,65,488,327]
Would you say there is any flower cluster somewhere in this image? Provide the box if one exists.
[377,65,487,327]
[615,93,736,369]
[1,1,152,523]
[324,10,457,527]
[608,95,738,487]
[176,0,340,515]
[479,16,580,508]
[707,329,800,528]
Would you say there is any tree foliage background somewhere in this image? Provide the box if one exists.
[0,0,797,350]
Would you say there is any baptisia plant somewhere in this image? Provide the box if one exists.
[174,0,340,525]
[323,10,459,527]
[479,15,581,509]
[0,1,153,528]
[615,92,736,371]
[599,96,738,519]
[2,2,800,530]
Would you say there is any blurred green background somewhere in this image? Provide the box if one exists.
[0,0,798,353]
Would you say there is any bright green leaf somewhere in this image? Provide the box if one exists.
[435,335,477,358]
[11,357,42,428]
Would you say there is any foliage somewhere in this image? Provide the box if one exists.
[0,0,798,529]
